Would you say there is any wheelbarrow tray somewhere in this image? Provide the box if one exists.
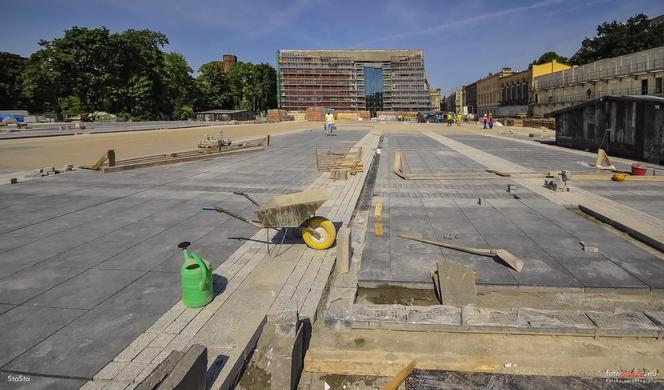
[256,189,330,228]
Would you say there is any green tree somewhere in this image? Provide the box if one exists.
[0,52,27,109]
[226,62,277,113]
[20,26,170,119]
[163,52,196,119]
[60,95,81,118]
[529,51,568,66]
[570,13,664,65]
[196,61,231,110]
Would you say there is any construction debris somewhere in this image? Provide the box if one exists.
[197,130,231,151]
[544,171,570,192]
[580,241,599,253]
[316,146,363,179]
[81,136,269,173]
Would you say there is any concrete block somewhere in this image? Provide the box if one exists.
[438,261,477,306]
[135,350,185,390]
[271,323,304,390]
[159,344,207,390]
[336,226,351,274]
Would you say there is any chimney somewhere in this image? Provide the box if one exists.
[222,54,237,73]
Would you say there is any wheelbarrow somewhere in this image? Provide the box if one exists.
[203,189,336,250]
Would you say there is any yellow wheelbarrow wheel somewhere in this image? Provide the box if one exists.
[301,216,336,250]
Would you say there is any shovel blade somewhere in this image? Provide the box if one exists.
[496,249,524,272]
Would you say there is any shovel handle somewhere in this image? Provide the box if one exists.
[398,234,493,256]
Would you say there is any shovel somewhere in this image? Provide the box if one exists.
[398,234,524,272]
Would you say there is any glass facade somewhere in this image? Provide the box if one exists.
[364,67,384,116]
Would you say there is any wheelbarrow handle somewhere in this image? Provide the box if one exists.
[202,207,264,228]
[232,191,261,207]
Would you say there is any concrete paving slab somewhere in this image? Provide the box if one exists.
[362,132,664,290]
[0,263,30,279]
[43,240,137,269]
[0,303,15,316]
[0,264,82,304]
[553,256,649,289]
[5,272,180,378]
[0,306,85,368]
[26,269,144,309]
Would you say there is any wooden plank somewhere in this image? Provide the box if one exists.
[382,359,416,390]
[373,198,383,223]
[103,146,265,173]
[79,150,109,170]
[374,222,384,237]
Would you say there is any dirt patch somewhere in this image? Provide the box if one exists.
[356,286,664,312]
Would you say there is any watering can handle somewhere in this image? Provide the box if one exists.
[189,252,210,290]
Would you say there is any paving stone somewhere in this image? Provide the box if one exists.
[0,303,15,316]
[44,240,137,269]
[93,361,128,380]
[114,362,148,381]
[553,257,648,289]
[438,260,477,306]
[4,272,180,378]
[0,306,85,367]
[132,347,163,364]
[0,263,82,304]
[27,269,144,309]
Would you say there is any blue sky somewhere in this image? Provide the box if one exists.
[2,0,662,94]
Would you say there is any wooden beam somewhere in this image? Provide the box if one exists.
[382,359,416,390]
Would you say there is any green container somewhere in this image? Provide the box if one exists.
[178,241,213,308]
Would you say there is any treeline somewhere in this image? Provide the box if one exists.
[0,27,277,120]
[528,13,664,68]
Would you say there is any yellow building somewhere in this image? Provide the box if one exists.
[531,59,572,79]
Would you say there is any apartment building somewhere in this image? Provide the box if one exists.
[533,46,664,117]
[477,67,512,116]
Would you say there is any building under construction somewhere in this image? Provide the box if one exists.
[277,49,431,114]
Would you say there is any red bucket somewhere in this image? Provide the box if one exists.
[631,163,647,176]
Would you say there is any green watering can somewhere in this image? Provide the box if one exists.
[178,241,213,308]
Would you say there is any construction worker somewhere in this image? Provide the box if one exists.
[446,112,453,127]
[456,112,462,126]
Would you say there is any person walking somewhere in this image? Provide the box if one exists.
[488,113,494,129]
[482,114,488,129]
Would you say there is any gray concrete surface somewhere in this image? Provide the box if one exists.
[360,133,664,290]
[0,129,365,385]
